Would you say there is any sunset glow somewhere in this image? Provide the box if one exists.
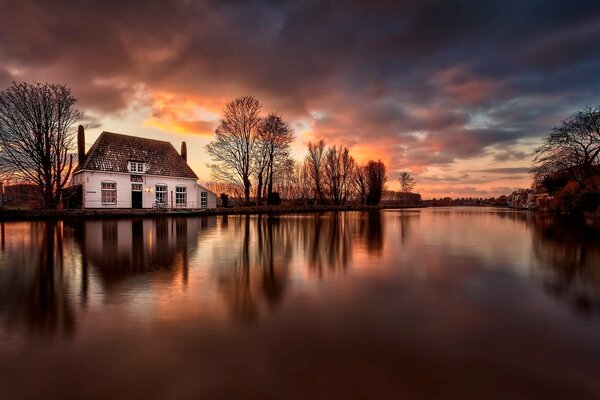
[1,1,598,198]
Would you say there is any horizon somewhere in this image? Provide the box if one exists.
[1,1,599,198]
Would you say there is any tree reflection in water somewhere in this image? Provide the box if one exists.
[214,212,385,322]
[492,210,600,315]
[216,215,293,324]
[529,215,600,315]
[0,221,76,338]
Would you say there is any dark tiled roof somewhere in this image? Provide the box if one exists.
[76,132,197,179]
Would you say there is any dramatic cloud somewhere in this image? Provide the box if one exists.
[472,168,532,174]
[1,0,599,196]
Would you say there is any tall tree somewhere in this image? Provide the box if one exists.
[398,172,416,192]
[305,139,327,204]
[206,96,261,204]
[355,164,370,205]
[0,82,82,208]
[324,145,356,205]
[263,113,294,203]
[355,160,387,205]
[533,105,600,185]
[254,113,294,205]
[366,160,387,205]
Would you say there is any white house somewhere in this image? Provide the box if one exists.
[72,128,217,209]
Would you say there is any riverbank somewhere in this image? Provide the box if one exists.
[0,204,424,221]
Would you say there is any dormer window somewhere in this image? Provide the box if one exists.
[128,161,146,173]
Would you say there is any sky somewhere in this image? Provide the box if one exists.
[0,0,599,199]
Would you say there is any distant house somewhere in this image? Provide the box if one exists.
[1,183,41,209]
[72,129,217,209]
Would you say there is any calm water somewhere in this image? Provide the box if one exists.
[0,208,599,399]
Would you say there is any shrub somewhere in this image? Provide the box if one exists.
[267,192,282,206]
[219,193,229,208]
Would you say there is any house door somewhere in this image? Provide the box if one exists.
[131,184,143,209]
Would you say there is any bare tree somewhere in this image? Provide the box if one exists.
[398,171,416,192]
[355,160,387,205]
[355,163,370,205]
[533,105,600,184]
[0,82,82,208]
[305,139,327,204]
[366,160,387,205]
[254,113,294,205]
[206,96,261,204]
[261,113,294,203]
[324,145,356,205]
[253,128,270,206]
[277,160,311,204]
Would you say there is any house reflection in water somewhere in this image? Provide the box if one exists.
[79,217,214,288]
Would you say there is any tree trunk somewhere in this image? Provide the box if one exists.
[257,173,264,206]
[267,159,274,199]
[243,177,251,204]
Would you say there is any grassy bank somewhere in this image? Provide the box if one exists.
[0,204,423,221]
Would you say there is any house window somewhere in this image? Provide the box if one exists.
[201,192,207,208]
[129,161,146,173]
[131,183,142,191]
[176,186,187,206]
[156,184,167,205]
[101,182,117,205]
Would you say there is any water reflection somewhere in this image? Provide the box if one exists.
[82,218,206,286]
[0,213,388,335]
[1,211,599,340]
[0,210,600,398]
[213,212,384,322]
[529,215,600,314]
[0,222,76,337]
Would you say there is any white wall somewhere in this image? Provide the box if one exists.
[197,183,218,209]
[76,171,200,209]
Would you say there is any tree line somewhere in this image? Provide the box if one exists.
[205,96,391,206]
[533,105,599,213]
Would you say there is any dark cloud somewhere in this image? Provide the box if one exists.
[0,0,599,170]
[418,172,527,185]
[472,167,531,174]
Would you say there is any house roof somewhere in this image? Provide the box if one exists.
[76,131,198,179]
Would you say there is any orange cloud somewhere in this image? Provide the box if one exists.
[433,66,499,104]
[143,91,221,136]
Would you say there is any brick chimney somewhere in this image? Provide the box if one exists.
[77,125,86,165]
[181,141,187,162]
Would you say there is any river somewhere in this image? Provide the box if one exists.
[0,208,599,399]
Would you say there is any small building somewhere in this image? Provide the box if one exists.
[2,183,41,209]
[72,128,216,209]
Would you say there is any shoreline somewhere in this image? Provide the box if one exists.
[0,204,424,221]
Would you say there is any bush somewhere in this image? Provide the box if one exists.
[267,192,281,206]
[219,193,229,208]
